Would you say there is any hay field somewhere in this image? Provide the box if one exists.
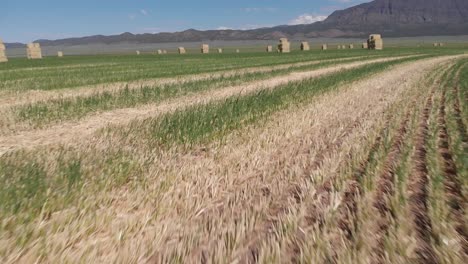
[0,47,467,263]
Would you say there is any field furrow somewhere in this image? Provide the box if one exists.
[453,82,468,146]
[325,121,387,261]
[368,104,412,263]
[407,87,439,264]
[438,83,468,256]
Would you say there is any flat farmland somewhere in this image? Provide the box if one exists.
[0,48,467,263]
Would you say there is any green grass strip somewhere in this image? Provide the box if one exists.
[0,51,377,91]
[15,55,388,126]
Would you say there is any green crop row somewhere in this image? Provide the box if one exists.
[0,48,436,92]
[14,54,391,126]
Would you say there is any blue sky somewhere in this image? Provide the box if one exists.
[1,0,369,43]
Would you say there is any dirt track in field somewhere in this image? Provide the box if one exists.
[0,55,424,156]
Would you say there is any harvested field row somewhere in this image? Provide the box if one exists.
[3,55,404,129]
[303,64,451,263]
[453,78,468,146]
[437,87,468,256]
[0,55,427,153]
[325,115,389,261]
[0,55,372,100]
[0,54,376,108]
[140,56,458,263]
[1,51,388,92]
[407,86,439,264]
[230,111,368,264]
[368,102,414,263]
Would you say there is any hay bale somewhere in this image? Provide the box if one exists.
[368,34,383,50]
[362,42,368,49]
[0,39,7,62]
[369,34,382,40]
[322,44,328,50]
[57,51,64,57]
[300,41,310,51]
[349,44,354,49]
[201,44,209,54]
[136,50,141,55]
[178,47,186,54]
[373,40,383,50]
[439,43,444,47]
[278,38,290,53]
[341,45,346,49]
[217,48,223,54]
[266,45,273,52]
[337,45,341,50]
[26,42,42,59]
[163,50,167,54]
[236,49,240,53]
[157,50,162,55]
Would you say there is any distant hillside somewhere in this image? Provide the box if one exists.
[325,0,468,25]
[321,0,468,35]
[6,0,468,47]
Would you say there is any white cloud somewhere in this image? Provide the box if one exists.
[217,26,233,30]
[128,14,136,20]
[288,14,328,25]
[140,9,148,16]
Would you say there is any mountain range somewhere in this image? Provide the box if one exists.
[7,0,468,47]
